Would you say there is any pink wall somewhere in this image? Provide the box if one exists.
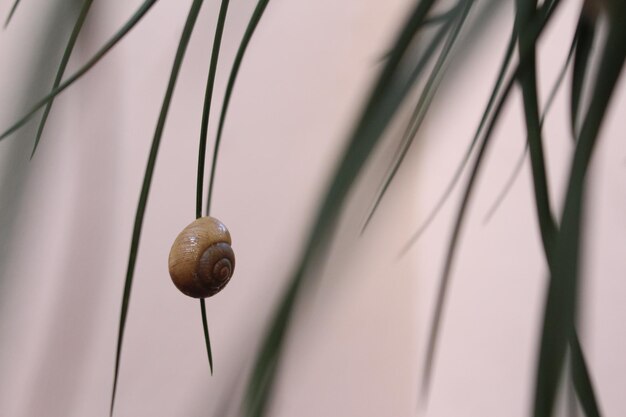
[0,1,624,416]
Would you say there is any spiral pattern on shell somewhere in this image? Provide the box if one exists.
[168,216,235,298]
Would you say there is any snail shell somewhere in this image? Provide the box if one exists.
[168,216,235,298]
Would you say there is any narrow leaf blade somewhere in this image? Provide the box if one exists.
[31,0,95,158]
[196,0,232,378]
[110,0,205,414]
[206,0,270,213]
[0,0,159,142]
[244,1,442,415]
[4,0,20,28]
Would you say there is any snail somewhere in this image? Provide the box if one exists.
[168,216,235,298]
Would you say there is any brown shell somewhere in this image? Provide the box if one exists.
[168,216,235,298]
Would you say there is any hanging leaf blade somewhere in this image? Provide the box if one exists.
[110,0,205,414]
[0,0,160,142]
[30,0,95,158]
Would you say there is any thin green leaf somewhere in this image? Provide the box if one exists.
[361,4,471,234]
[515,3,604,416]
[196,0,231,377]
[414,0,565,402]
[423,4,461,26]
[197,0,230,218]
[571,335,601,417]
[570,7,597,138]
[30,0,95,158]
[515,0,557,262]
[476,14,602,416]
[482,143,528,223]
[3,0,20,28]
[200,298,213,374]
[484,29,577,223]
[110,0,205,415]
[399,26,518,251]
[206,0,270,214]
[533,12,625,417]
[418,69,517,403]
[244,1,443,415]
[0,0,159,142]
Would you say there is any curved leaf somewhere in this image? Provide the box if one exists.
[484,29,577,223]
[532,11,625,417]
[361,4,471,234]
[244,1,445,415]
[0,0,160,142]
[399,26,517,253]
[31,0,95,158]
[196,0,232,376]
[4,0,20,28]
[416,0,565,402]
[206,0,271,213]
[110,0,205,414]
[571,7,597,138]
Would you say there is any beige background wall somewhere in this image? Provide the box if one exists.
[0,0,624,416]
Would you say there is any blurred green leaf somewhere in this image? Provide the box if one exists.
[571,335,601,417]
[30,0,94,158]
[571,8,597,139]
[515,0,557,261]
[110,0,205,414]
[361,4,471,233]
[533,8,625,417]
[3,0,20,28]
[400,26,517,253]
[417,0,566,402]
[484,30,576,223]
[418,62,518,403]
[0,0,159,142]
[243,0,452,415]
[206,0,270,213]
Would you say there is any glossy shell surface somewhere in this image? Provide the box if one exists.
[168,216,235,298]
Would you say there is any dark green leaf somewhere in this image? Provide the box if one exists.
[570,8,597,138]
[200,298,213,374]
[533,12,625,417]
[571,335,601,417]
[423,4,461,26]
[416,0,565,402]
[515,0,557,262]
[110,0,205,415]
[4,0,20,28]
[418,69,517,402]
[206,0,270,213]
[484,26,577,223]
[482,143,528,223]
[399,26,517,252]
[197,0,230,219]
[361,4,471,234]
[196,0,232,377]
[0,0,159,142]
[244,1,448,415]
[30,0,94,158]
